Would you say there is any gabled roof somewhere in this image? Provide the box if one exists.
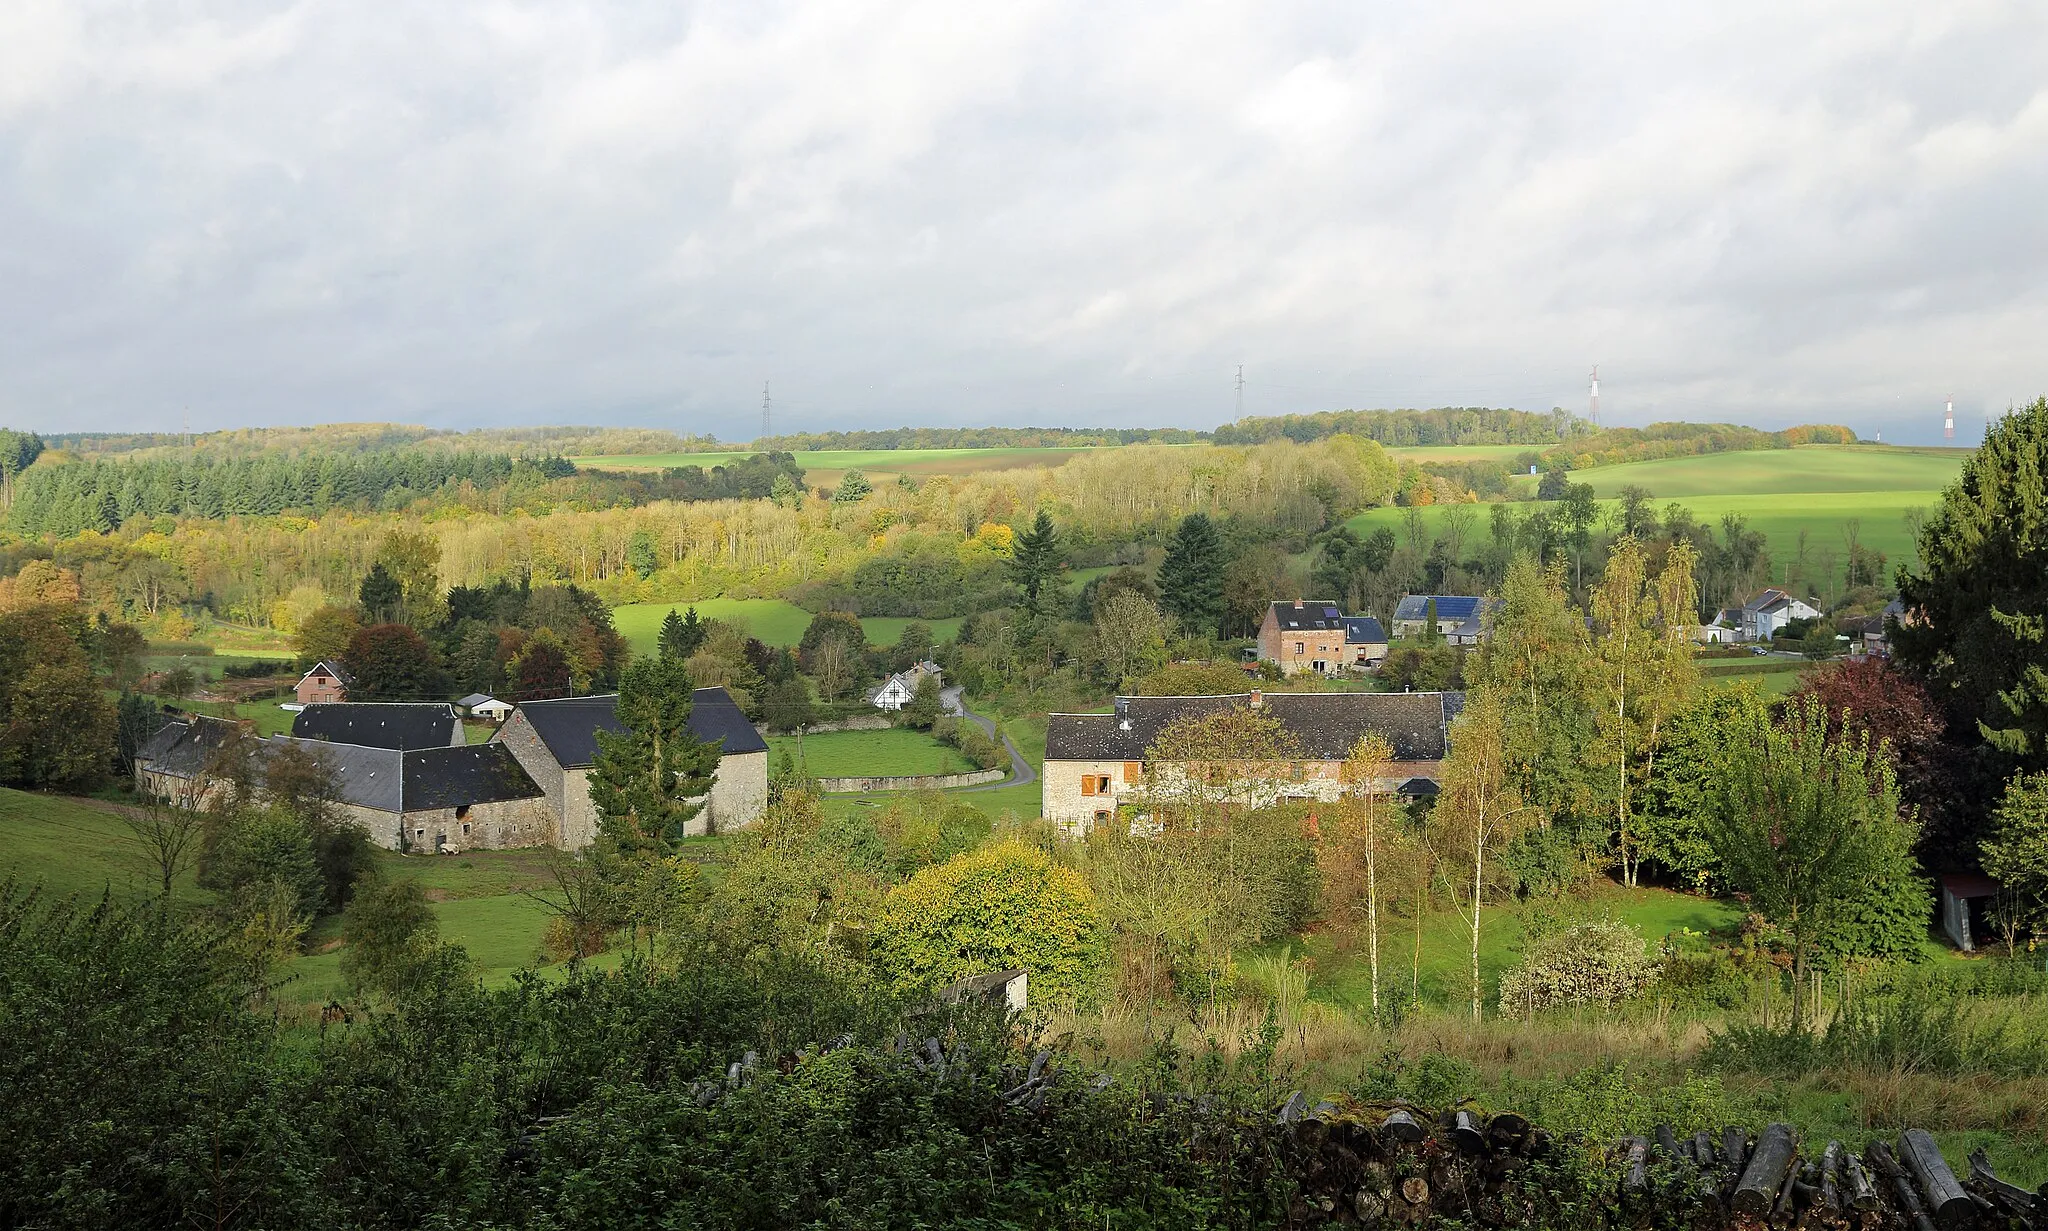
[1343,616,1388,645]
[509,687,767,769]
[297,659,355,687]
[1268,600,1345,632]
[261,737,542,814]
[136,713,245,778]
[1391,595,1494,623]
[455,693,497,709]
[291,703,459,751]
[1045,691,1459,763]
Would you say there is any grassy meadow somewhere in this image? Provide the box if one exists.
[767,728,978,779]
[1350,444,1956,572]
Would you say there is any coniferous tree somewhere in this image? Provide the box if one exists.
[358,563,403,623]
[587,655,722,850]
[659,607,706,661]
[1896,396,2048,760]
[1157,512,1225,637]
[1008,510,1063,600]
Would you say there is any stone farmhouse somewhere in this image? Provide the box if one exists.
[294,659,353,706]
[1041,689,1462,832]
[492,689,769,848]
[261,737,551,852]
[1342,616,1389,668]
[135,712,246,808]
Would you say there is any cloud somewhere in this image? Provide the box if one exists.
[0,0,2043,442]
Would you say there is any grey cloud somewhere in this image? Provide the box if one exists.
[0,0,2043,443]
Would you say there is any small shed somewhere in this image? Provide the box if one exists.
[458,693,514,722]
[938,968,1029,1013]
[1939,873,2003,952]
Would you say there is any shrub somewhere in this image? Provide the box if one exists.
[870,837,1106,1006]
[1497,920,1659,1016]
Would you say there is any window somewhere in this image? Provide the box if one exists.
[1082,774,1112,797]
[1294,641,1305,655]
[456,805,471,820]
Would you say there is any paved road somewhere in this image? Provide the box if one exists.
[940,687,1036,792]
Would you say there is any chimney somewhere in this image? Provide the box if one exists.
[1293,598,1304,609]
[1249,689,1264,708]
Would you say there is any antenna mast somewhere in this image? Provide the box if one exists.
[1944,395,1954,441]
[1589,365,1600,427]
[1235,365,1244,419]
[761,382,771,443]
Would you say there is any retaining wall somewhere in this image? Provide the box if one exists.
[752,712,894,737]
[815,767,1007,793]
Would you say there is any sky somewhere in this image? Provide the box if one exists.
[1,2,2044,443]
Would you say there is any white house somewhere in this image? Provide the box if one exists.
[457,693,515,722]
[870,660,942,710]
[1740,588,1822,641]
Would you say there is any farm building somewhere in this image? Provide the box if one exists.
[1390,595,1500,644]
[492,689,769,848]
[291,702,462,750]
[1343,616,1389,667]
[457,693,514,721]
[294,660,353,706]
[259,737,551,852]
[134,712,248,809]
[1041,690,1460,832]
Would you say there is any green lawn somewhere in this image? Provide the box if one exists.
[768,728,977,779]
[613,598,964,653]
[0,789,198,900]
[141,651,289,683]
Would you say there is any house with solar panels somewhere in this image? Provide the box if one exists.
[1391,594,1503,645]
[1255,599,1351,676]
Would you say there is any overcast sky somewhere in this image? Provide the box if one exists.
[2,2,2043,442]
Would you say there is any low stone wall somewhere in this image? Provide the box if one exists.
[753,712,894,737]
[815,767,1007,793]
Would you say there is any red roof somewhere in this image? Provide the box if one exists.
[1939,873,2001,899]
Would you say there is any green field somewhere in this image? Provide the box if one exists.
[571,446,1103,484]
[767,728,977,779]
[1348,445,1952,573]
[612,598,964,653]
[1385,444,1537,463]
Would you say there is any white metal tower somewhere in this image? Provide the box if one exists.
[1944,396,1954,441]
[1589,365,1600,426]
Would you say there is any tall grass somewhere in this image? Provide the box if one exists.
[1706,966,2048,1079]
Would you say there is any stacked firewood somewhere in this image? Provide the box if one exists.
[1272,1099,1559,1227]
[1613,1121,2041,1230]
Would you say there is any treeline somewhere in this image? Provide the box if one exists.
[754,424,1207,450]
[7,450,809,537]
[7,451,578,536]
[1545,422,1857,470]
[1216,406,1588,446]
[40,422,726,462]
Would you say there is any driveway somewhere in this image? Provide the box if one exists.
[940,687,1036,792]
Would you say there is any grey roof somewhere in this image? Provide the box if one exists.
[1045,691,1460,763]
[509,687,767,769]
[297,659,354,687]
[455,693,497,709]
[1392,595,1495,623]
[136,713,244,777]
[1269,600,1345,632]
[291,703,460,750]
[1343,616,1388,645]
[261,737,542,815]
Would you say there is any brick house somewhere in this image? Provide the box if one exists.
[1042,690,1461,832]
[492,689,769,848]
[1256,599,1349,676]
[294,660,353,706]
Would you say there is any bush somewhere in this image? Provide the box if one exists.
[1497,920,1660,1015]
[870,837,1106,1005]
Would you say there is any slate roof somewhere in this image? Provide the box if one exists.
[291,703,460,750]
[455,693,496,709]
[297,659,355,687]
[1343,616,1388,645]
[511,687,767,769]
[261,738,542,814]
[1268,600,1345,632]
[1392,595,1493,623]
[136,714,245,777]
[1045,691,1459,763]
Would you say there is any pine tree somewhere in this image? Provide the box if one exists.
[358,563,403,622]
[587,655,722,850]
[1157,512,1226,636]
[1009,510,1063,600]
[659,606,707,661]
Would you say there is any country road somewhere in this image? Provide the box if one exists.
[940,687,1036,793]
